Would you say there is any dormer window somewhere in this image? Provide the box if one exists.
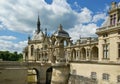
[110,14,116,26]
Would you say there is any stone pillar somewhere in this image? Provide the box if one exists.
[51,64,70,84]
[76,51,78,61]
[89,50,91,60]
[78,50,80,61]
[86,49,88,60]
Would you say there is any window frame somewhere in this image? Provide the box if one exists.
[102,73,109,81]
[103,44,109,59]
[91,72,97,80]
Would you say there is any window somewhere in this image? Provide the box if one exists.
[110,14,116,25]
[64,40,67,46]
[44,45,47,49]
[117,75,120,82]
[91,72,97,80]
[103,34,108,37]
[102,73,109,80]
[31,45,34,56]
[103,45,109,59]
[72,69,76,75]
[118,44,120,58]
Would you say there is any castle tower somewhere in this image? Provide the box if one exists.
[51,24,71,84]
[108,2,120,26]
[96,2,120,62]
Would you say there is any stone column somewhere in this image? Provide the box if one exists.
[76,51,78,61]
[86,48,88,60]
[78,50,80,61]
[88,49,91,60]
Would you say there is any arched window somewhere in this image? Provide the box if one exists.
[91,46,98,60]
[81,48,86,60]
[64,40,67,46]
[31,45,34,56]
[71,49,76,61]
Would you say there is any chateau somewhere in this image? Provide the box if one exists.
[23,2,120,84]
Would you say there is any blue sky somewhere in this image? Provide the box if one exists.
[0,0,119,53]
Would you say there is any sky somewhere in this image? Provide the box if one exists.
[0,0,120,53]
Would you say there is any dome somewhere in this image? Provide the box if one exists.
[53,24,70,38]
[32,30,44,41]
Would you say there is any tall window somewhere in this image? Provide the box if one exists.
[91,72,97,80]
[110,14,116,25]
[31,45,34,56]
[118,44,120,58]
[102,73,109,80]
[113,14,116,25]
[117,75,120,82]
[103,44,109,59]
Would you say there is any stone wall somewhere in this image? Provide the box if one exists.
[68,74,97,84]
[0,67,27,84]
[51,64,70,84]
[70,62,120,84]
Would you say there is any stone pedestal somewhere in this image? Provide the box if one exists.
[51,64,70,84]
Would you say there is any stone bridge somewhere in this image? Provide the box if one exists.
[0,61,52,84]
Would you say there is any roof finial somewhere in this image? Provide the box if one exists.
[28,35,31,41]
[58,24,63,30]
[45,28,47,36]
[37,13,40,33]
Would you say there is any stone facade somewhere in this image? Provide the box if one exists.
[23,2,120,84]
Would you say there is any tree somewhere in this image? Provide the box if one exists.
[0,51,23,61]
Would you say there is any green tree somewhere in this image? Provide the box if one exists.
[0,51,23,61]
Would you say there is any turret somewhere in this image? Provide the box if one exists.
[51,25,70,84]
[45,28,47,36]
[37,15,41,33]
[108,2,120,25]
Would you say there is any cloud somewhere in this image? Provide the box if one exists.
[0,0,98,33]
[0,36,16,40]
[0,0,108,52]
[0,39,27,53]
[77,7,92,24]
[68,23,98,41]
[92,13,106,23]
[101,16,109,27]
